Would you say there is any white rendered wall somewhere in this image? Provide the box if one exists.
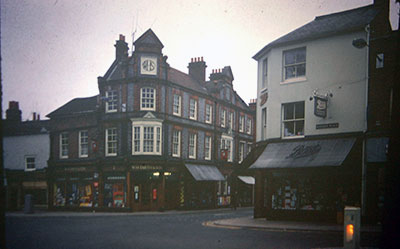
[256,31,368,141]
[3,134,50,170]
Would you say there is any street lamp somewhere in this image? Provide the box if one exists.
[352,38,368,49]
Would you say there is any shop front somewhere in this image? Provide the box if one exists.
[251,137,362,222]
[184,164,225,209]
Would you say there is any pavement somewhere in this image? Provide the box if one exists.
[6,207,382,234]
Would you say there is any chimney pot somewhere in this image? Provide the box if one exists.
[38,114,40,120]
[119,34,125,41]
[33,112,36,121]
[201,56,203,61]
[191,58,194,63]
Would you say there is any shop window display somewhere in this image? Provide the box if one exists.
[66,181,98,207]
[104,182,127,208]
[54,183,66,207]
[271,177,334,211]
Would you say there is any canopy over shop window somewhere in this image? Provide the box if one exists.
[238,176,255,185]
[185,164,225,181]
[250,138,355,169]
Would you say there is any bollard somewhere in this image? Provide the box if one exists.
[343,206,360,249]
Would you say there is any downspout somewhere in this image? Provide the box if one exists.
[361,24,370,217]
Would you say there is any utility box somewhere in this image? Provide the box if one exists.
[24,194,34,214]
[343,206,360,249]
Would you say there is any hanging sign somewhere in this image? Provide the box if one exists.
[314,96,328,118]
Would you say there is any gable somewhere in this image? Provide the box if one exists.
[134,29,164,49]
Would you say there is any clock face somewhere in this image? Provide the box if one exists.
[141,56,157,75]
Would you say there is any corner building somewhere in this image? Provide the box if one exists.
[47,29,255,211]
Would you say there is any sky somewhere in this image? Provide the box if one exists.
[1,0,399,121]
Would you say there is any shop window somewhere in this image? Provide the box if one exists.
[60,132,69,159]
[132,121,162,155]
[53,183,66,206]
[105,90,118,113]
[104,182,126,208]
[65,180,98,207]
[282,101,304,138]
[140,87,156,111]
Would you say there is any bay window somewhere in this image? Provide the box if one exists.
[132,121,162,155]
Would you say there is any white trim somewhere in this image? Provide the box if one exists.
[205,104,212,124]
[105,90,118,113]
[204,136,212,160]
[188,133,197,159]
[79,130,89,158]
[105,128,117,157]
[59,132,68,159]
[281,102,305,138]
[189,99,197,120]
[140,87,156,111]
[173,94,182,116]
[25,155,36,171]
[132,121,163,155]
[172,130,181,157]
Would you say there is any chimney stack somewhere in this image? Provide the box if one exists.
[188,57,207,83]
[6,101,22,123]
[115,34,129,61]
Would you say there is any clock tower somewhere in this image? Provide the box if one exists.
[133,29,165,77]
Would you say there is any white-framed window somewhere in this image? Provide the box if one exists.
[79,130,89,158]
[246,118,252,135]
[106,128,118,156]
[283,47,306,81]
[25,156,36,171]
[132,121,162,155]
[376,53,384,68]
[140,87,156,111]
[221,135,233,162]
[60,132,69,159]
[228,112,234,130]
[172,130,181,157]
[105,90,118,113]
[239,115,244,132]
[188,133,197,159]
[220,109,226,127]
[205,104,212,124]
[239,141,245,163]
[282,101,305,138]
[204,136,212,160]
[189,99,197,120]
[261,108,267,140]
[262,58,268,89]
[173,94,181,116]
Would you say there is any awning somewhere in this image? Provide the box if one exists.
[185,164,225,181]
[250,138,356,169]
[238,176,255,185]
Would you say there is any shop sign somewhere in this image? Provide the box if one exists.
[314,96,328,118]
[316,123,339,129]
[131,165,163,171]
[286,144,321,160]
[106,176,126,180]
[65,167,87,172]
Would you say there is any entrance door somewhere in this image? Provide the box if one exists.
[132,182,159,211]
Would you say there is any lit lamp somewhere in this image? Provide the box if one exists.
[343,206,360,249]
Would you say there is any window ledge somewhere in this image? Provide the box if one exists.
[281,77,307,85]
[105,109,118,113]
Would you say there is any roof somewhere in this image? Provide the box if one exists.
[253,4,378,59]
[47,95,98,118]
[3,119,50,136]
[134,29,164,49]
[168,67,208,94]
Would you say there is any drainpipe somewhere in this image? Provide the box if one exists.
[361,24,370,217]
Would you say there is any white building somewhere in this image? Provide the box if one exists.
[249,1,393,223]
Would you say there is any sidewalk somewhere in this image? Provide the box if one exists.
[208,216,382,234]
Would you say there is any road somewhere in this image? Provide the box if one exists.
[5,208,377,249]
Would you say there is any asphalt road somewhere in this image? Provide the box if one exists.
[5,208,376,249]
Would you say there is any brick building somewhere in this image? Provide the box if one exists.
[47,29,255,211]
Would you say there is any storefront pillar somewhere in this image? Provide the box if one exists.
[127,171,131,210]
[159,173,166,211]
[98,171,104,208]
[254,171,266,218]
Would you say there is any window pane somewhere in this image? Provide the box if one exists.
[296,64,306,77]
[296,49,306,63]
[285,51,296,65]
[295,121,305,136]
[284,104,294,120]
[134,127,140,152]
[295,102,304,119]
[143,127,154,152]
[284,122,295,137]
